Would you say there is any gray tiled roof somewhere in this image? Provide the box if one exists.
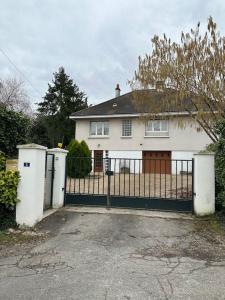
[70,89,194,117]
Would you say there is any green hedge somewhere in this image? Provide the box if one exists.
[66,139,92,178]
[0,151,6,171]
[205,119,225,210]
[0,170,20,207]
[0,105,31,157]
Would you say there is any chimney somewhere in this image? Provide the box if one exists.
[115,84,121,97]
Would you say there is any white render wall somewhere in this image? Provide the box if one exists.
[194,153,215,216]
[47,148,68,209]
[75,116,211,153]
[171,151,194,174]
[106,150,195,175]
[108,150,142,173]
[16,144,47,227]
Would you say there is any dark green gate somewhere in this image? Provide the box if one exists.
[64,157,194,212]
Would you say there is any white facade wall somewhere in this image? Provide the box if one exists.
[75,117,211,153]
[106,150,195,175]
[171,151,194,174]
[108,150,142,173]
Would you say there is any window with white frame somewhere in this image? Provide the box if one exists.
[90,121,109,136]
[145,120,169,136]
[122,119,132,137]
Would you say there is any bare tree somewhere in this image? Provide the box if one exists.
[0,78,32,115]
[130,17,225,142]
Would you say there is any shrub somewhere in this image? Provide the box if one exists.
[66,139,92,178]
[0,151,6,171]
[206,119,225,210]
[0,105,31,157]
[80,140,92,175]
[0,170,20,207]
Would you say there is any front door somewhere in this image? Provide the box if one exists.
[143,151,171,174]
[94,150,103,172]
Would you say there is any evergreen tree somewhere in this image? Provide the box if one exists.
[37,67,88,147]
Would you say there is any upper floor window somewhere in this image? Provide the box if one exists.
[90,121,109,136]
[122,119,132,137]
[145,120,169,137]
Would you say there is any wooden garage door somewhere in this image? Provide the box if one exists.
[143,151,171,174]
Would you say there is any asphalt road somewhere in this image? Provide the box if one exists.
[1,209,225,299]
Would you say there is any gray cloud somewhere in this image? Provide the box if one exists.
[0,0,225,108]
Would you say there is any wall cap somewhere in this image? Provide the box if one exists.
[47,148,68,154]
[194,152,215,156]
[17,143,47,150]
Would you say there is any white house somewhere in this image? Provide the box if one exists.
[70,85,211,174]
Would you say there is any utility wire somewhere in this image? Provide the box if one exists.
[0,47,43,98]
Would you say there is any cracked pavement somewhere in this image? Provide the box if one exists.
[1,210,225,299]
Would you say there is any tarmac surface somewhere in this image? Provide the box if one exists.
[1,208,225,299]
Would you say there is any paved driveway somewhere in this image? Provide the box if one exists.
[1,209,225,299]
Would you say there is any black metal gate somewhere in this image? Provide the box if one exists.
[44,153,55,210]
[64,157,194,212]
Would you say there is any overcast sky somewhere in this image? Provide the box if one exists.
[0,0,225,108]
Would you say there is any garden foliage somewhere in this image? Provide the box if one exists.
[0,152,20,208]
[0,105,31,157]
[66,139,92,178]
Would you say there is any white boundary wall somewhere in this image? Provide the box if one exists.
[47,148,68,208]
[16,144,47,227]
[193,153,215,216]
[16,144,68,227]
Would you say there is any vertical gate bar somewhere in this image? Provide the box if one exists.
[149,160,150,198]
[93,157,95,195]
[119,158,121,196]
[97,158,100,195]
[134,159,136,196]
[192,158,194,208]
[176,160,178,199]
[79,157,81,194]
[165,159,166,199]
[187,160,189,199]
[181,160,183,198]
[170,160,172,199]
[83,158,85,193]
[64,156,68,205]
[160,159,162,198]
[139,159,141,197]
[129,159,131,196]
[68,158,71,194]
[144,158,145,197]
[114,158,116,195]
[124,159,125,196]
[88,158,91,194]
[103,158,105,195]
[107,173,111,209]
[74,158,76,194]
[119,159,121,196]
[154,159,156,197]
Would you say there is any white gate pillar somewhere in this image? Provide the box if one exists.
[194,153,215,216]
[16,144,47,227]
[47,148,68,208]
